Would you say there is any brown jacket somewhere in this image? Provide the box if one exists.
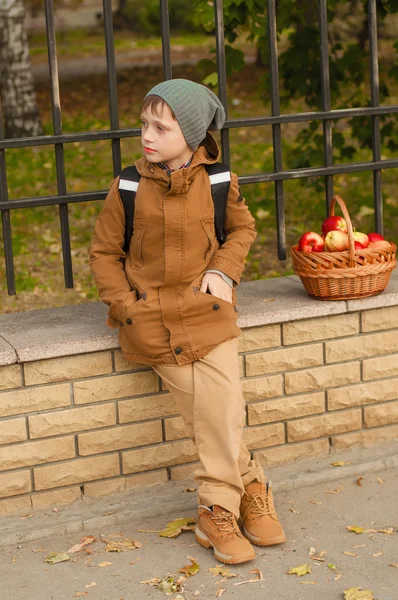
[89,135,257,365]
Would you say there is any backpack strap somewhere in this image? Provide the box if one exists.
[118,166,141,254]
[205,163,231,246]
[118,162,231,252]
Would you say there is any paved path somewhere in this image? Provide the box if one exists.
[1,442,397,599]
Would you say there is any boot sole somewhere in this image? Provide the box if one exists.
[243,526,286,547]
[195,527,255,565]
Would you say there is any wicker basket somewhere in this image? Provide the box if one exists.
[290,195,396,301]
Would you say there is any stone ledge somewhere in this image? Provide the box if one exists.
[0,271,397,365]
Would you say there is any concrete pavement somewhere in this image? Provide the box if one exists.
[1,442,397,600]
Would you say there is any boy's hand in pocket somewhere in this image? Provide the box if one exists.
[200,272,232,304]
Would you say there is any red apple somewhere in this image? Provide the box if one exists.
[369,240,392,251]
[353,231,370,248]
[368,232,385,243]
[322,216,348,235]
[354,241,365,250]
[325,230,349,252]
[298,231,325,252]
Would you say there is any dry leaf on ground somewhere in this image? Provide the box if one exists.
[248,568,263,580]
[73,593,88,598]
[325,486,343,494]
[183,488,196,493]
[97,561,112,567]
[309,500,322,505]
[331,461,352,467]
[343,586,374,599]
[286,564,311,577]
[376,477,384,484]
[309,548,326,561]
[356,477,365,486]
[216,588,226,597]
[179,556,200,578]
[343,551,359,557]
[159,517,196,538]
[141,575,184,595]
[346,526,366,534]
[84,583,97,589]
[289,508,299,513]
[299,581,317,585]
[389,563,398,568]
[208,565,237,578]
[68,536,96,554]
[372,551,383,557]
[44,552,70,564]
[103,537,142,552]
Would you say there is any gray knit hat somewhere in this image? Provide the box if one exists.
[144,79,226,150]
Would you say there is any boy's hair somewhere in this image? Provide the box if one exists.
[141,95,177,120]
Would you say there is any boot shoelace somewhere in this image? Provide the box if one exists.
[210,511,242,538]
[242,491,277,522]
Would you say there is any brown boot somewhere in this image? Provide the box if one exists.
[240,481,286,546]
[195,505,256,564]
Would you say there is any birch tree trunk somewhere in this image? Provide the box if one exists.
[0,0,43,138]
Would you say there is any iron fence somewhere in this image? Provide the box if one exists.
[1,0,398,295]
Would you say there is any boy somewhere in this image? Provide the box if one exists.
[90,79,285,565]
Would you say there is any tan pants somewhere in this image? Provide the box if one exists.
[153,338,266,519]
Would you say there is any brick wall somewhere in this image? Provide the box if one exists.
[0,302,397,516]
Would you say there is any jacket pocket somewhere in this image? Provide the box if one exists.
[129,218,146,268]
[200,217,216,263]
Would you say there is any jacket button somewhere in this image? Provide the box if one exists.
[175,347,182,355]
[212,304,220,311]
[126,318,133,325]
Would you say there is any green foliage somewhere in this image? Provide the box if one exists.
[118,0,204,36]
[195,0,398,172]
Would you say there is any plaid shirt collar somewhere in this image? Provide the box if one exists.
[158,155,194,176]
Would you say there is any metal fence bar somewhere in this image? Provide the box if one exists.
[213,0,230,166]
[44,0,73,289]
[0,109,16,295]
[2,157,398,212]
[368,0,383,234]
[2,104,398,150]
[160,0,172,80]
[267,0,286,260]
[318,0,334,210]
[102,0,122,175]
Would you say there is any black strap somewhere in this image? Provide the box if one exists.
[204,163,230,245]
[118,166,140,254]
[118,162,231,253]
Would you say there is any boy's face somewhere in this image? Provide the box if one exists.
[140,103,193,170]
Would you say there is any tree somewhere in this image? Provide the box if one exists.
[195,0,398,167]
[0,0,44,138]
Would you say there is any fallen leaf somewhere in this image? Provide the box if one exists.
[68,536,96,553]
[325,486,343,494]
[346,526,366,534]
[138,529,161,533]
[73,594,88,598]
[130,558,142,565]
[44,552,70,564]
[331,461,351,467]
[327,563,337,570]
[335,573,342,581]
[389,564,398,568]
[20,513,34,519]
[103,510,116,516]
[376,527,394,535]
[299,581,317,585]
[343,551,359,557]
[343,586,374,600]
[209,565,237,578]
[372,551,383,557]
[309,549,326,562]
[159,517,196,538]
[179,556,199,578]
[356,477,365,486]
[248,568,263,579]
[263,298,275,302]
[183,488,196,493]
[97,561,112,567]
[84,583,97,589]
[309,501,322,505]
[11,556,16,562]
[103,537,142,552]
[141,575,183,595]
[216,589,226,597]
[352,544,366,548]
[376,477,384,484]
[286,564,311,577]
[289,508,299,513]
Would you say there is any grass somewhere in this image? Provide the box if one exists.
[1,53,397,313]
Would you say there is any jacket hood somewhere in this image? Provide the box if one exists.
[135,132,221,186]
